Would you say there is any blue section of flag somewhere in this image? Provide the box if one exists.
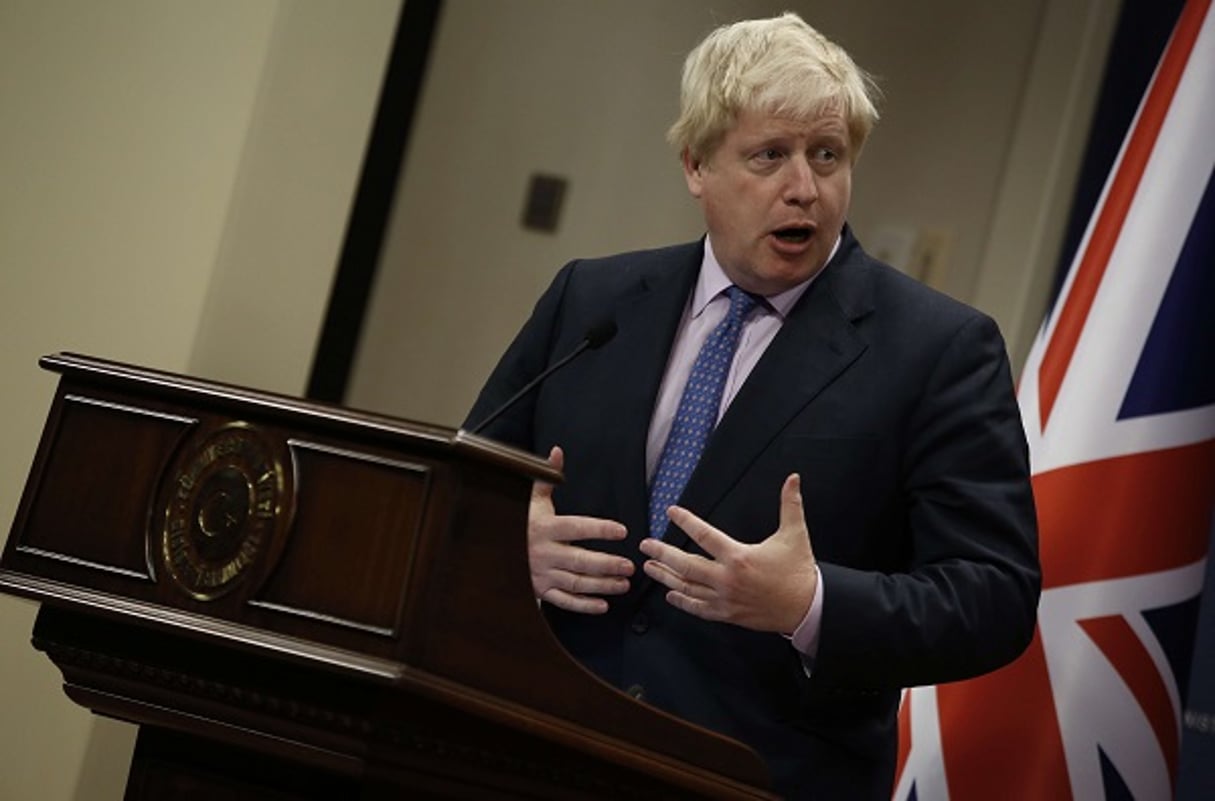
[1098,747,1136,800]
[1121,170,1215,418]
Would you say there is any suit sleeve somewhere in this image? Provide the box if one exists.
[812,313,1040,688]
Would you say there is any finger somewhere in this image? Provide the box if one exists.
[531,445,564,504]
[561,545,634,578]
[533,539,633,581]
[545,516,628,545]
[641,557,685,590]
[779,473,807,531]
[530,479,554,505]
[539,586,610,615]
[665,505,737,558]
[550,568,630,597]
[642,559,714,602]
[638,537,688,571]
[663,590,724,623]
[639,538,717,586]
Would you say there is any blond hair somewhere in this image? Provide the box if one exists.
[668,12,880,162]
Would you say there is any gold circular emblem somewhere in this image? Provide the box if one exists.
[161,424,283,600]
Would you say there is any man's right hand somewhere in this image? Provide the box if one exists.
[529,446,634,613]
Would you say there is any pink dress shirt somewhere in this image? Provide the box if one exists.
[645,235,839,661]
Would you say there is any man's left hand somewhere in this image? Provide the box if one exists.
[638,473,817,633]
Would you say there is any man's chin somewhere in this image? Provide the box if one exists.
[751,258,827,296]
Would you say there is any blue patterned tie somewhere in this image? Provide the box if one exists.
[649,286,759,539]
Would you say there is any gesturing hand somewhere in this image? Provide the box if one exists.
[529,446,635,614]
[638,473,817,633]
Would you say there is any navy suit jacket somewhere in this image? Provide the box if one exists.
[466,228,1040,800]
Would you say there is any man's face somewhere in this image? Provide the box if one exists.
[683,107,853,296]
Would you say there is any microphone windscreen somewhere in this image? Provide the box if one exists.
[584,319,618,349]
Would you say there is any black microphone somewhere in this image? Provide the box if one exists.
[469,319,617,436]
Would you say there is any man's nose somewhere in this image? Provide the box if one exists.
[782,157,818,205]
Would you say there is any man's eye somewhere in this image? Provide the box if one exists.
[812,147,838,162]
[756,148,783,162]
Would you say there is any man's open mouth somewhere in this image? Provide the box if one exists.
[773,226,813,243]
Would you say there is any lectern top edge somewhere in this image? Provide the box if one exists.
[40,352,561,484]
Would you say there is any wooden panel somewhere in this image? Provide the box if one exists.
[248,439,432,635]
[17,394,195,580]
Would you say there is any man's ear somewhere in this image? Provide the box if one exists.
[681,148,704,198]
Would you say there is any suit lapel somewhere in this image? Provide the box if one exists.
[597,243,703,546]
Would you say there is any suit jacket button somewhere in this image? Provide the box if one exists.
[630,614,648,634]
[626,684,645,701]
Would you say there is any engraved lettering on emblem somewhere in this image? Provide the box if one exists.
[161,425,282,600]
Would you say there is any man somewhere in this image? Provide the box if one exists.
[465,12,1039,800]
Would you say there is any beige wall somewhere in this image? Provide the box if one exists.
[0,1,399,799]
[348,0,1116,426]
[971,0,1120,368]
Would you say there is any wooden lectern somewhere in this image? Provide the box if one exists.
[0,354,775,799]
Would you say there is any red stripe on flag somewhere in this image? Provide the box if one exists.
[1036,0,1212,427]
[1036,440,1215,589]
[895,692,912,792]
[1079,615,1180,791]
[938,627,1072,800]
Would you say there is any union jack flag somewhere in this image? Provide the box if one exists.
[893,0,1215,798]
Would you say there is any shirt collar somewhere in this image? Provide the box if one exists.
[691,234,840,319]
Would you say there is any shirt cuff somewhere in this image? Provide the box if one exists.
[789,564,823,659]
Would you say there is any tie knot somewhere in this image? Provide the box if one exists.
[726,285,760,321]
